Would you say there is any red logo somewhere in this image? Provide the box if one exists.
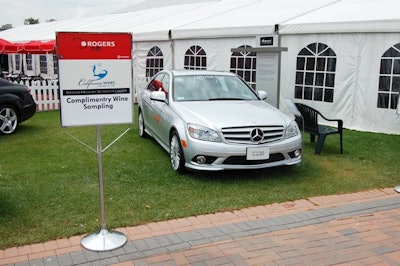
[57,32,132,60]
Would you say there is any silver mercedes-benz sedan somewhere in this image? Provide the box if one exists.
[138,70,302,172]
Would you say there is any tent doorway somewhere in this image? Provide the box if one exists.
[231,46,287,107]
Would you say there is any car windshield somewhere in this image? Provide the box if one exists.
[173,75,259,102]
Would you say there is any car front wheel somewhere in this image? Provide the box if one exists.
[0,105,19,135]
[138,111,148,138]
[170,131,185,172]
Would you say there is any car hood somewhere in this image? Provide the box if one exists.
[172,100,291,129]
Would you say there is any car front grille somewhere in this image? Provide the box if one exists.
[221,125,284,144]
[222,153,285,165]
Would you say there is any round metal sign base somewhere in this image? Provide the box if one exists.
[395,186,400,193]
[81,228,126,252]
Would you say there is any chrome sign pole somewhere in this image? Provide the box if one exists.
[58,32,132,252]
[81,126,126,251]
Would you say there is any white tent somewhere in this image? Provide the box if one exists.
[0,0,399,134]
[280,0,400,34]
[279,0,400,134]
[170,0,335,39]
[0,0,336,41]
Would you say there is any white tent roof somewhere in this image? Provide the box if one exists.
[0,2,211,42]
[170,0,336,39]
[124,0,258,41]
[0,0,399,42]
[280,0,400,34]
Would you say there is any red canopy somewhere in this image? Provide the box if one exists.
[0,38,14,53]
[41,40,56,53]
[23,40,56,54]
[3,42,23,54]
[0,39,56,54]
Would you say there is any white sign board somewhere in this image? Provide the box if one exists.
[57,32,133,126]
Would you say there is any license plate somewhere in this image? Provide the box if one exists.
[246,147,270,160]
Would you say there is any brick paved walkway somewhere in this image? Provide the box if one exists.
[1,188,399,265]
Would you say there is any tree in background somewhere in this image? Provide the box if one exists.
[24,18,39,25]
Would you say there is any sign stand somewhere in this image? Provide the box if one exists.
[81,126,127,251]
[57,32,133,252]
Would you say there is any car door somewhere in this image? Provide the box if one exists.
[141,73,166,136]
[151,73,175,148]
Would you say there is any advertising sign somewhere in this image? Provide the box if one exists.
[57,32,133,126]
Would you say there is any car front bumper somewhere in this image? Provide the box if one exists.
[182,135,302,171]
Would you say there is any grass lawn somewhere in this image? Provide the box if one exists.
[0,107,399,249]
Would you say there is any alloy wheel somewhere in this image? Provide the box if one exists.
[170,131,185,172]
[0,106,18,134]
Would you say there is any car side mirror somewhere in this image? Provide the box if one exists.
[150,90,167,102]
[257,90,268,100]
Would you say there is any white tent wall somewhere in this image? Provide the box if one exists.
[280,33,400,135]
[36,54,58,79]
[7,54,57,79]
[7,55,21,74]
[47,54,58,78]
[132,37,255,97]
[132,41,173,100]
[23,55,37,77]
[172,37,255,70]
[1,0,399,135]
[353,33,400,135]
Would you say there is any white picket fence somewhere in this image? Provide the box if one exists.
[15,80,139,111]
[14,80,60,111]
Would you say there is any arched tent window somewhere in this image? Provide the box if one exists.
[294,43,336,102]
[146,46,164,81]
[230,45,256,89]
[184,45,206,70]
[378,43,400,109]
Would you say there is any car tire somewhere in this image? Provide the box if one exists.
[138,110,148,138]
[170,130,186,172]
[0,105,19,135]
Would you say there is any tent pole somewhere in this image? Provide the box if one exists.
[169,29,175,69]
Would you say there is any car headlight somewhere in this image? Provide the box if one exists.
[187,123,221,142]
[285,121,300,139]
